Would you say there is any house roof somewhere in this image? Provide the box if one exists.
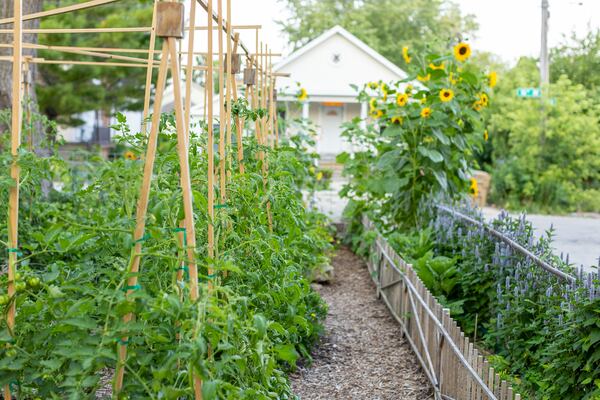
[274,25,420,103]
[275,25,408,80]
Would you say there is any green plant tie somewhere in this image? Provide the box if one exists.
[214,203,229,209]
[172,227,188,247]
[122,284,141,292]
[7,248,23,257]
[116,338,129,345]
[133,233,151,244]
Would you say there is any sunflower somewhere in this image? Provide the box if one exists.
[429,62,445,70]
[420,107,432,118]
[478,92,489,106]
[124,151,137,161]
[369,97,377,111]
[370,109,384,119]
[473,101,484,112]
[297,88,308,102]
[483,130,489,141]
[390,116,403,125]
[417,73,431,82]
[453,42,471,62]
[402,46,411,64]
[488,71,497,88]
[420,97,427,104]
[405,84,414,94]
[380,82,389,93]
[316,171,323,181]
[396,93,409,107]
[439,88,454,102]
[368,81,379,90]
[469,178,479,197]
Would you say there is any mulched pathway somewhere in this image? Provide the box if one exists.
[291,246,433,400]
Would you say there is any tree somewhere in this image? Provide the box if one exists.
[277,0,478,67]
[550,29,600,92]
[35,0,154,126]
[488,58,600,213]
[0,0,44,111]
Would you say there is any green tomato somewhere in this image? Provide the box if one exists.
[5,349,16,357]
[14,272,22,281]
[0,295,8,306]
[15,281,26,292]
[27,277,41,288]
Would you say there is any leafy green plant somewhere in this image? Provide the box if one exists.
[338,41,490,228]
[0,109,331,398]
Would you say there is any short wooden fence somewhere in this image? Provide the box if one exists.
[363,218,522,400]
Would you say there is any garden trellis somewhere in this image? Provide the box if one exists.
[0,0,283,397]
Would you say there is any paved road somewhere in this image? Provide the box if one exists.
[482,207,600,270]
[311,174,600,269]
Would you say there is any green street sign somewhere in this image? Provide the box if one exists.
[516,88,541,98]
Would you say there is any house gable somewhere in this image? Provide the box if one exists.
[275,26,408,101]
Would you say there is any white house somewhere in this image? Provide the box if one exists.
[275,25,411,161]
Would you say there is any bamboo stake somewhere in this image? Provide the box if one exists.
[167,30,200,344]
[19,42,158,64]
[232,33,244,174]
[225,0,233,153]
[217,0,226,205]
[268,49,275,148]
[5,1,22,398]
[207,0,215,278]
[23,59,33,151]
[0,0,119,25]
[114,41,169,394]
[142,0,159,134]
[184,0,198,138]
[0,27,152,34]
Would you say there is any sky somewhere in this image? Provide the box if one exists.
[214,0,600,66]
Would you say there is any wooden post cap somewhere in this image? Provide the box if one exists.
[156,2,184,38]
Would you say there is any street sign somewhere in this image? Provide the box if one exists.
[516,88,541,98]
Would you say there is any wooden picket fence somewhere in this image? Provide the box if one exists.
[363,218,523,400]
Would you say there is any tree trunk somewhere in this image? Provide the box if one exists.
[0,0,43,111]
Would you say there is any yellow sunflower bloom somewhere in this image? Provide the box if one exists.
[417,73,431,82]
[402,46,411,64]
[429,62,445,70]
[478,92,489,107]
[488,71,497,88]
[390,116,403,125]
[297,88,308,101]
[369,97,377,110]
[469,178,479,197]
[405,84,414,94]
[370,109,384,119]
[368,81,379,90]
[420,97,427,104]
[453,42,471,62]
[439,88,454,102]
[420,107,432,118]
[316,171,323,181]
[396,93,409,107]
[124,151,137,161]
[484,130,489,141]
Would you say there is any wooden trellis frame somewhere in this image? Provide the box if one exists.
[1,0,282,397]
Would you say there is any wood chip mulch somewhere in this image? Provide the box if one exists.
[290,246,433,400]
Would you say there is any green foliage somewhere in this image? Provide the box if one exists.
[0,111,331,398]
[37,0,154,125]
[277,0,477,67]
[338,44,490,228]
[488,58,600,213]
[551,29,600,93]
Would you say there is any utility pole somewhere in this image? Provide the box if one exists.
[540,0,550,86]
